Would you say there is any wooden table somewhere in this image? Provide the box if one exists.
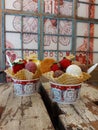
[41,81,98,130]
[0,82,55,130]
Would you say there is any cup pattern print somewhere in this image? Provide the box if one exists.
[51,87,80,103]
[14,82,38,96]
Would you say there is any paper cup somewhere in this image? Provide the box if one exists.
[50,81,81,104]
[12,78,40,96]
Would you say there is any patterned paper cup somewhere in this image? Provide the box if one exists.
[12,78,40,96]
[50,81,81,104]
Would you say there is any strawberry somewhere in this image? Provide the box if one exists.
[12,60,26,74]
[51,62,61,72]
[59,57,71,71]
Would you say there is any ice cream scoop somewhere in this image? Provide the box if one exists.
[25,60,37,73]
[66,64,82,76]
[53,70,64,78]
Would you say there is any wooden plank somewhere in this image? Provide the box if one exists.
[20,94,54,130]
[0,83,13,107]
[59,100,98,130]
[42,82,98,130]
[58,83,98,130]
[80,83,98,101]
[0,83,55,130]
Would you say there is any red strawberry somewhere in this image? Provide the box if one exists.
[12,60,26,74]
[51,63,61,72]
[59,57,71,71]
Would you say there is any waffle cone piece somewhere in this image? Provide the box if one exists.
[66,54,75,60]
[39,58,56,74]
[82,72,91,82]
[55,72,91,85]
[42,71,55,81]
[5,67,14,78]
[55,73,83,84]
[14,69,26,80]
[24,69,34,80]
[5,68,34,80]
[14,69,34,80]
[33,67,41,79]
[42,71,91,85]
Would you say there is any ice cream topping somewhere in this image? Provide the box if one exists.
[66,64,82,76]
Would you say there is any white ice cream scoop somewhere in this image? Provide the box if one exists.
[66,64,82,76]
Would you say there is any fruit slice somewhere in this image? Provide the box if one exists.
[59,57,71,71]
[51,62,61,72]
[12,60,26,74]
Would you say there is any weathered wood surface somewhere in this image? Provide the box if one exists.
[0,83,55,130]
[42,82,98,130]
